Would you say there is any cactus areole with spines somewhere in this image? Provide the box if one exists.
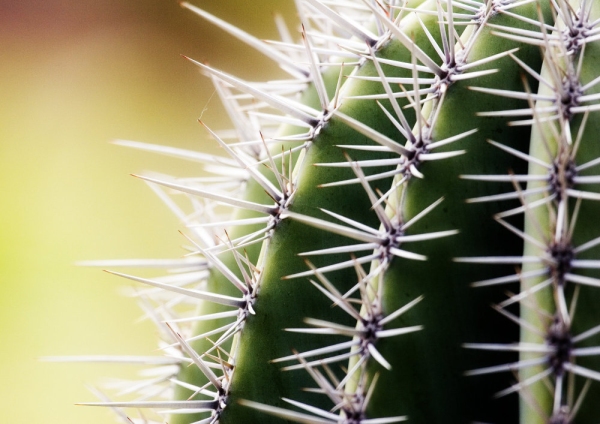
[79,1,600,423]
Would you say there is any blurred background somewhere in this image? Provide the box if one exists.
[0,1,297,422]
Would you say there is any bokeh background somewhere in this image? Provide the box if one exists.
[0,1,297,422]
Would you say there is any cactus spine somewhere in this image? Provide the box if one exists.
[81,1,600,423]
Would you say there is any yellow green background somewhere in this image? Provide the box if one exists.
[0,1,295,422]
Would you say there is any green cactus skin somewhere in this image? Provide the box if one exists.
[79,1,600,423]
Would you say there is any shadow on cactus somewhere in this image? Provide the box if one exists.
[72,0,600,423]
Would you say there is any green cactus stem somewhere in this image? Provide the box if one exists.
[75,1,600,423]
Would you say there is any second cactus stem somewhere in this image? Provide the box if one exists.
[86,1,600,423]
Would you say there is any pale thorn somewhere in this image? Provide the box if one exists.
[454,256,542,265]
[144,181,201,234]
[376,325,424,338]
[41,355,182,365]
[165,323,223,391]
[114,374,170,397]
[477,105,560,118]
[180,2,308,77]
[238,399,335,424]
[362,54,432,74]
[272,11,298,58]
[426,128,478,150]
[319,207,381,235]
[303,29,369,50]
[334,110,413,157]
[375,100,413,143]
[468,85,554,101]
[450,69,499,81]
[162,322,236,351]
[367,44,414,136]
[573,346,600,357]
[488,22,554,41]
[465,186,550,204]
[77,399,218,411]
[179,232,250,295]
[346,158,391,227]
[166,310,240,324]
[495,216,546,250]
[318,168,401,188]
[200,121,283,202]
[553,374,564,416]
[304,0,378,46]
[283,211,381,243]
[494,195,555,219]
[573,175,600,184]
[331,62,346,110]
[367,343,392,370]
[284,253,380,280]
[210,75,255,142]
[260,133,288,197]
[418,150,467,161]
[498,278,553,308]
[576,155,600,172]
[566,189,600,201]
[271,340,358,363]
[184,57,321,127]
[306,264,363,320]
[564,362,600,383]
[459,174,547,182]
[76,257,208,269]
[112,139,237,167]
[362,416,409,423]
[379,295,424,325]
[304,317,366,337]
[489,30,550,47]
[133,174,278,216]
[463,342,552,353]
[82,386,135,424]
[493,368,553,399]
[389,247,427,261]
[349,74,436,85]
[486,138,553,166]
[282,397,342,421]
[491,304,544,336]
[345,87,437,100]
[207,227,272,253]
[287,351,345,406]
[316,157,403,168]
[571,379,592,420]
[265,38,360,58]
[103,270,246,309]
[280,351,357,371]
[571,259,600,269]
[464,356,548,376]
[573,322,600,344]
[335,352,367,390]
[364,0,442,75]
[408,163,424,179]
[189,216,271,229]
[470,268,547,288]
[396,229,460,243]
[301,25,330,111]
[299,242,380,256]
[432,1,451,62]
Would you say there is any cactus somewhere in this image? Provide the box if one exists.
[79,0,600,423]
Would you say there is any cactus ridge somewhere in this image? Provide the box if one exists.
[75,0,600,423]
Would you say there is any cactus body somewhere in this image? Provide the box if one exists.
[83,1,600,423]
